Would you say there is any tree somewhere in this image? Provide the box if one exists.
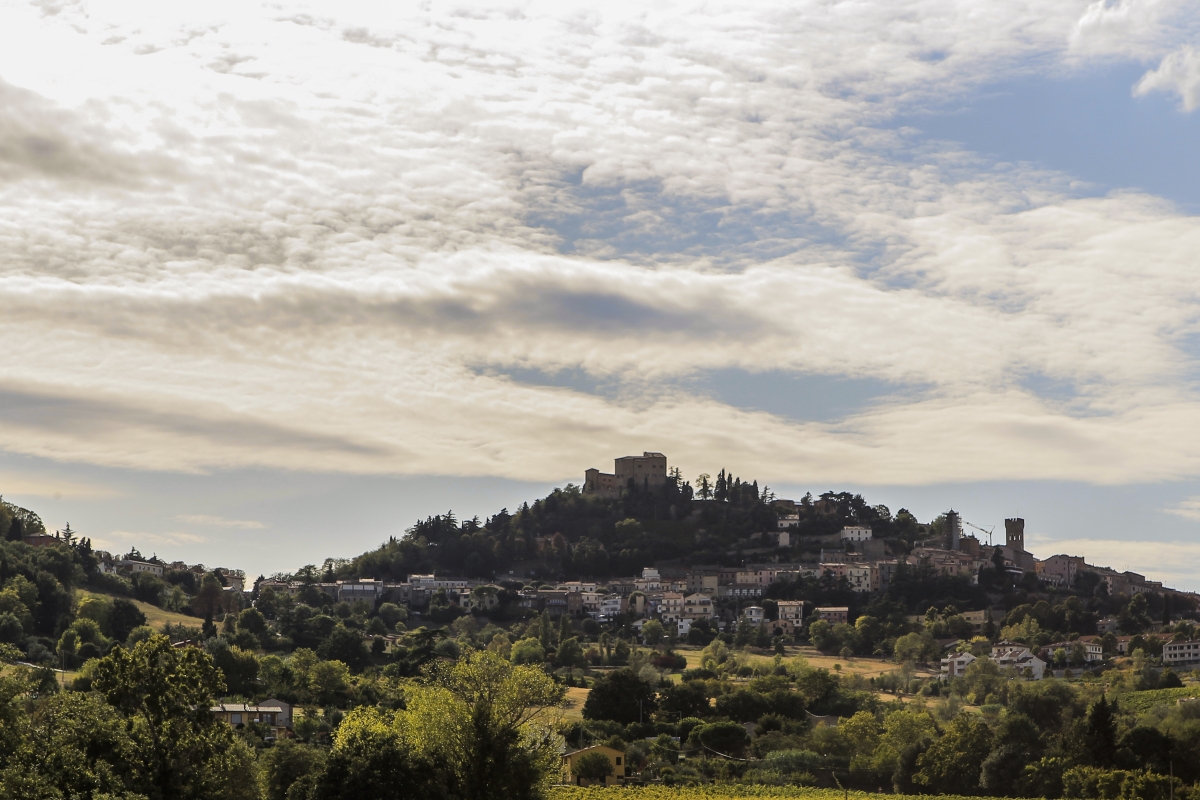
[260,740,326,800]
[309,707,445,800]
[409,651,565,800]
[90,634,249,800]
[696,474,713,501]
[687,721,749,758]
[193,574,225,620]
[211,644,260,696]
[657,682,711,719]
[308,659,352,706]
[110,598,147,642]
[378,602,408,629]
[238,607,267,635]
[1083,696,1117,767]
[510,637,545,665]
[913,713,993,794]
[556,637,586,669]
[640,620,665,647]
[573,751,615,784]
[582,668,658,725]
[714,688,769,723]
[0,691,132,799]
[318,624,369,671]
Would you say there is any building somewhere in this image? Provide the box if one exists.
[258,698,292,728]
[1003,518,1037,572]
[562,745,625,786]
[847,566,874,593]
[991,642,1046,679]
[815,606,848,625]
[961,609,1004,636]
[777,600,804,626]
[211,703,289,737]
[942,651,976,678]
[742,606,765,625]
[778,515,800,530]
[682,593,714,620]
[1038,554,1086,588]
[21,533,60,548]
[119,559,166,577]
[687,570,719,595]
[839,526,872,542]
[598,594,625,620]
[1163,639,1200,667]
[337,580,384,603]
[634,568,662,592]
[660,592,685,623]
[583,452,668,498]
[765,618,795,637]
[945,510,962,550]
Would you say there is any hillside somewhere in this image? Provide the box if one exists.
[335,479,922,583]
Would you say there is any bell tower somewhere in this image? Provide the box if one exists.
[1005,518,1025,552]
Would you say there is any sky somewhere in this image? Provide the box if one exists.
[2,0,1200,586]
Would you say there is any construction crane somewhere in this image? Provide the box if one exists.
[964,521,995,546]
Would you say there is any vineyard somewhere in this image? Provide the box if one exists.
[550,787,992,800]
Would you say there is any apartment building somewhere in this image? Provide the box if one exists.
[1163,639,1200,666]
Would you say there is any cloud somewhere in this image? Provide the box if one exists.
[94,529,208,549]
[176,514,267,529]
[1069,0,1175,58]
[1135,45,1200,111]
[0,472,118,499]
[1164,496,1200,521]
[0,0,1198,490]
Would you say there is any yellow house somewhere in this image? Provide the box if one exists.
[562,745,625,786]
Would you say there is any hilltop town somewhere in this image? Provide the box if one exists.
[240,452,1198,683]
[4,454,1200,796]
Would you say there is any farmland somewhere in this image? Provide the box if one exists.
[551,787,991,800]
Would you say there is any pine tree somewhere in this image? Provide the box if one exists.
[1085,696,1116,766]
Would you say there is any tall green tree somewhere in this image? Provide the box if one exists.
[90,634,254,800]
[582,668,657,725]
[408,651,565,800]
[914,713,993,794]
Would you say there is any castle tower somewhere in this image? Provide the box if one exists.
[945,509,961,551]
[1005,518,1025,552]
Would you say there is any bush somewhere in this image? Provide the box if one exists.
[687,721,749,758]
[573,751,615,784]
[0,612,24,644]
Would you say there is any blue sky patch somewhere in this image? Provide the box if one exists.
[895,63,1200,212]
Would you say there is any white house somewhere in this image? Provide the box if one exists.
[742,606,765,625]
[839,526,872,542]
[941,651,976,678]
[992,643,1046,679]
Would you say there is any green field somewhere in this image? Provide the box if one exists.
[1114,685,1200,713]
[77,589,200,631]
[551,787,989,800]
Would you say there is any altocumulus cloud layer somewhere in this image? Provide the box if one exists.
[1,0,1200,486]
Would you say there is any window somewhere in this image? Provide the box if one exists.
[615,757,622,765]
[231,713,242,724]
